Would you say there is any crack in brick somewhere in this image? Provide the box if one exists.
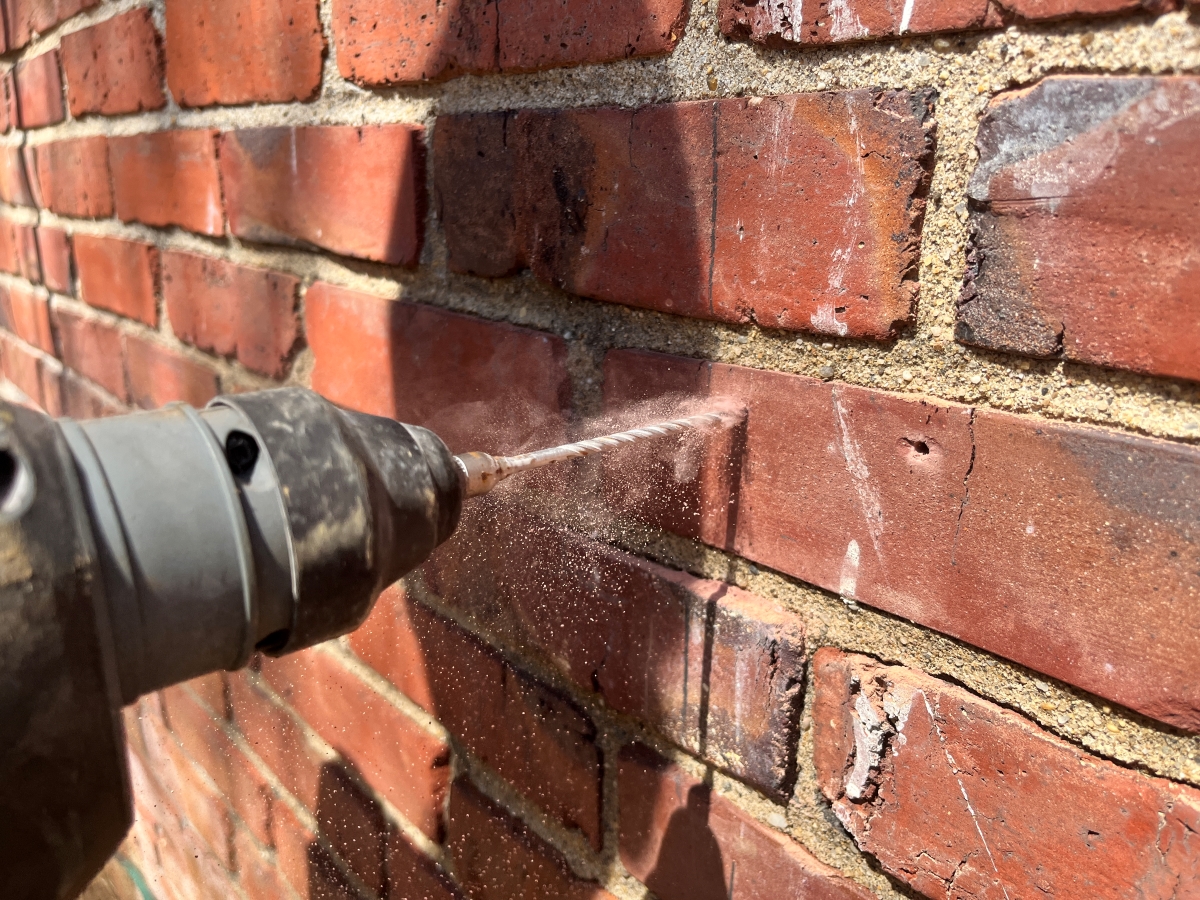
[951,407,977,567]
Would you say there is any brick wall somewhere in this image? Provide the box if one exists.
[2,2,1198,899]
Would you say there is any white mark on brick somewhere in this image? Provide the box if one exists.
[827,98,866,298]
[923,692,1013,900]
[811,302,849,336]
[845,692,886,800]
[827,0,869,41]
[770,0,804,41]
[899,0,916,32]
[833,391,884,558]
[839,539,860,601]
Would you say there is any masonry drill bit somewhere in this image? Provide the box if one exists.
[455,410,739,498]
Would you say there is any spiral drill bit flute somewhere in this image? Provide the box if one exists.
[455,409,741,498]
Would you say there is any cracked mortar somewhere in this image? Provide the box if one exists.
[1,1,1198,897]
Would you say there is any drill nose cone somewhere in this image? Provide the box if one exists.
[455,451,506,498]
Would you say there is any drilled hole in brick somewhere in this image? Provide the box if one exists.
[901,438,931,455]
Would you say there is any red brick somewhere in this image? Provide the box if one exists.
[30,137,112,218]
[35,226,71,293]
[259,647,452,842]
[162,251,298,377]
[75,234,158,325]
[61,8,166,117]
[421,512,806,799]
[165,0,323,107]
[4,0,102,51]
[110,131,223,235]
[435,92,933,339]
[220,125,424,265]
[0,283,52,352]
[159,685,274,849]
[350,592,603,848]
[305,282,570,452]
[447,778,616,900]
[718,0,1173,46]
[0,218,41,281]
[14,50,64,127]
[0,331,42,405]
[123,334,218,409]
[604,348,1200,730]
[388,831,460,900]
[959,76,1200,381]
[0,146,35,207]
[232,826,298,900]
[60,369,123,418]
[619,743,876,900]
[333,0,686,86]
[51,305,126,399]
[813,649,1200,900]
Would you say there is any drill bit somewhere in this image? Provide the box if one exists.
[455,410,739,498]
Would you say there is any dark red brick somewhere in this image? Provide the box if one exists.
[61,8,166,117]
[305,282,570,452]
[959,76,1200,381]
[110,130,223,235]
[718,0,1173,47]
[220,125,424,265]
[813,649,1200,900]
[4,0,102,51]
[0,146,35,207]
[349,591,603,848]
[123,334,218,409]
[388,831,460,900]
[259,647,452,842]
[0,282,52,353]
[420,512,806,799]
[604,348,1200,730]
[75,234,158,325]
[447,779,616,900]
[162,252,298,377]
[619,743,875,900]
[51,306,126,399]
[333,0,686,86]
[35,226,71,293]
[436,92,933,339]
[14,49,64,128]
[165,0,324,107]
[30,137,112,218]
[0,218,41,282]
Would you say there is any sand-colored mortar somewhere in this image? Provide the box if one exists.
[3,2,1199,898]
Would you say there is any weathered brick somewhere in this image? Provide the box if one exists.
[75,234,159,325]
[718,0,1174,47]
[349,591,603,847]
[259,647,452,842]
[436,92,933,339]
[0,146,34,207]
[220,126,424,265]
[1,70,15,133]
[422,511,806,799]
[0,218,41,282]
[0,283,52,353]
[165,0,324,107]
[31,137,112,218]
[813,649,1200,900]
[958,75,1200,381]
[123,334,218,409]
[35,226,71,293]
[60,369,122,418]
[604,348,1200,730]
[61,8,166,117]
[51,306,126,400]
[619,743,875,900]
[447,778,616,900]
[333,0,686,86]
[14,50,64,128]
[162,252,298,377]
[4,0,102,51]
[305,282,570,452]
[110,131,223,235]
